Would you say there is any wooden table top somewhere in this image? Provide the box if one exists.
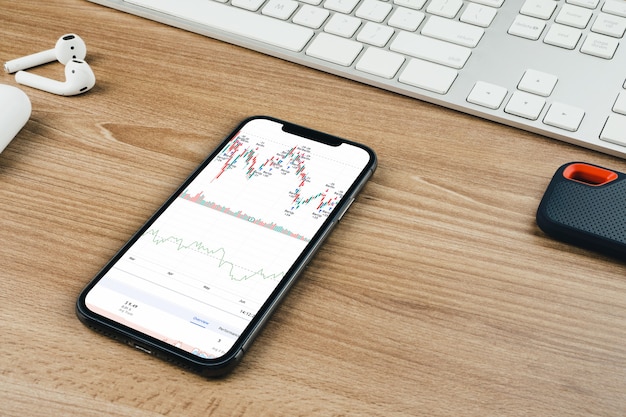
[2,1,626,416]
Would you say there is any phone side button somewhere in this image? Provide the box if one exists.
[235,347,246,359]
[336,198,355,222]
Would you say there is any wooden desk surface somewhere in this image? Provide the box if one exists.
[2,1,626,415]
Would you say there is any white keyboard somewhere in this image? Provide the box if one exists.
[88,0,626,158]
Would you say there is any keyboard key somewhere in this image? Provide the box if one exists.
[399,58,458,94]
[426,0,463,18]
[518,69,558,97]
[568,0,599,8]
[460,3,498,28]
[472,0,504,6]
[603,0,626,18]
[520,0,557,20]
[388,7,425,31]
[356,47,405,78]
[390,31,472,69]
[324,0,360,14]
[421,15,485,48]
[262,0,299,19]
[306,32,363,66]
[580,33,619,59]
[125,0,315,52]
[600,114,626,146]
[613,92,626,115]
[591,13,626,38]
[300,0,323,5]
[393,0,427,10]
[543,102,585,131]
[505,91,546,120]
[232,0,265,11]
[467,81,508,109]
[293,5,330,28]
[555,4,593,29]
[544,23,582,49]
[357,22,394,47]
[508,14,546,40]
[355,0,393,22]
[324,13,361,37]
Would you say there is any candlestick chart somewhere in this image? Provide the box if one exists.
[203,133,346,227]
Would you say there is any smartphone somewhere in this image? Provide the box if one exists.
[537,161,626,259]
[76,116,377,376]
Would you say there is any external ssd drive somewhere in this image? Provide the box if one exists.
[537,162,626,259]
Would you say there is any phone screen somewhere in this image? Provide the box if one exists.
[79,117,375,367]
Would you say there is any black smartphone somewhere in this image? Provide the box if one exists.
[537,161,626,259]
[76,116,377,376]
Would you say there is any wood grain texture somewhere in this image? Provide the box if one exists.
[2,1,626,416]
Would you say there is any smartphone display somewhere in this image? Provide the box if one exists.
[76,116,377,376]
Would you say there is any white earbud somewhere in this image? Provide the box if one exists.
[4,34,87,74]
[15,60,96,96]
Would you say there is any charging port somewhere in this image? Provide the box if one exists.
[132,343,152,355]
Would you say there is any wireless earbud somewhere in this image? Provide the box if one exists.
[4,34,87,74]
[15,60,96,96]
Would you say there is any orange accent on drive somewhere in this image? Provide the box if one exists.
[563,163,618,186]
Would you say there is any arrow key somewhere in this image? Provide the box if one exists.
[467,81,508,109]
[504,91,546,120]
[543,102,585,131]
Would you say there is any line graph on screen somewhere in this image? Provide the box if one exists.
[142,228,285,283]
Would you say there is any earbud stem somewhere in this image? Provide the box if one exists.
[14,60,96,96]
[15,70,68,96]
[4,49,56,74]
